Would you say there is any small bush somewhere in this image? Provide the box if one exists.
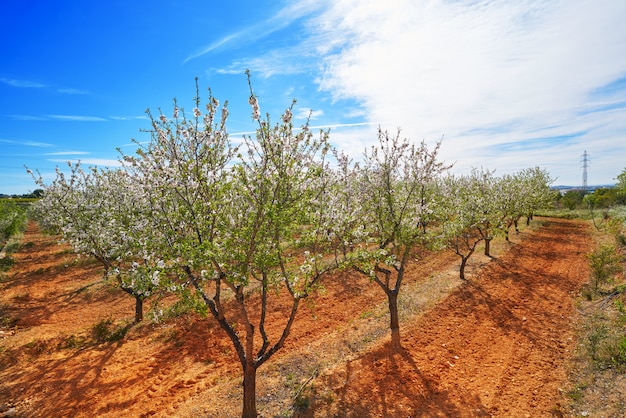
[583,310,626,371]
[3,242,20,254]
[92,318,128,343]
[587,244,622,293]
[153,290,208,322]
[62,334,88,349]
[25,339,52,356]
[585,319,609,362]
[610,335,626,369]
[0,256,14,272]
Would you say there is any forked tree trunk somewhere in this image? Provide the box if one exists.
[242,362,257,418]
[387,290,401,349]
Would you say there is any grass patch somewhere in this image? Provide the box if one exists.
[92,318,130,343]
[0,256,14,272]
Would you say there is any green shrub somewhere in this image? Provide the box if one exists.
[92,318,128,343]
[0,256,14,272]
[587,244,623,293]
[610,335,626,369]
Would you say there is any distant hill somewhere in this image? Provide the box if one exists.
[552,184,617,193]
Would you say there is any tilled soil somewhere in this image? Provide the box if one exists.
[312,217,591,417]
[0,218,592,417]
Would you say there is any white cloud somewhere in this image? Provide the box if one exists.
[305,0,626,184]
[0,138,54,147]
[0,77,46,88]
[7,114,48,121]
[44,151,90,156]
[296,108,324,120]
[57,88,89,95]
[46,115,109,122]
[109,115,149,121]
[48,158,122,167]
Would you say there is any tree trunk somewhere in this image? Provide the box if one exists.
[484,237,492,257]
[387,290,401,349]
[459,256,468,281]
[242,362,257,418]
[134,296,143,323]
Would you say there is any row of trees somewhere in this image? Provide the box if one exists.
[0,199,28,253]
[29,76,553,417]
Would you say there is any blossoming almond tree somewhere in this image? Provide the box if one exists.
[122,74,341,418]
[494,167,554,242]
[346,128,450,349]
[439,169,496,280]
[29,163,162,322]
[517,167,555,226]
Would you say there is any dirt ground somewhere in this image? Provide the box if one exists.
[0,218,595,417]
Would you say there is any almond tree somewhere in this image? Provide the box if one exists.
[496,167,554,241]
[346,129,450,349]
[122,75,340,418]
[439,169,495,280]
[518,167,554,225]
[30,164,161,322]
[496,173,525,241]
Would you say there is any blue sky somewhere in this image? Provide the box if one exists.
[2,0,625,194]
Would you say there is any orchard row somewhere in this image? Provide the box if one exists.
[29,75,553,417]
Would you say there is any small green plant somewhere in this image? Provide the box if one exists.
[293,391,311,411]
[587,244,622,293]
[3,242,20,254]
[92,318,128,343]
[0,256,14,272]
[567,386,584,401]
[155,328,183,346]
[62,334,88,349]
[586,322,609,362]
[610,335,626,370]
[25,339,51,356]
[162,292,208,320]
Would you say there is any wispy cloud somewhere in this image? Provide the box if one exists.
[296,108,324,120]
[48,158,122,167]
[44,151,90,156]
[1,77,88,95]
[184,1,323,64]
[0,77,46,88]
[0,138,54,147]
[208,46,319,79]
[57,88,89,95]
[184,33,241,64]
[309,121,380,130]
[109,115,149,121]
[7,114,48,121]
[46,115,109,122]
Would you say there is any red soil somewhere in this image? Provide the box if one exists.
[0,218,591,417]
